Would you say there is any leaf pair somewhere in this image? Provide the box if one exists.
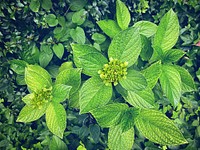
[90,103,187,149]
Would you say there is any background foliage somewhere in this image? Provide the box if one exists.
[0,0,199,149]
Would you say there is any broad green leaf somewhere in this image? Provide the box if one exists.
[46,102,67,139]
[92,33,106,44]
[16,75,26,85]
[56,68,81,95]
[10,59,28,75]
[108,27,141,67]
[25,65,52,92]
[116,0,130,30]
[41,0,52,10]
[160,64,181,106]
[59,62,73,73]
[115,84,128,98]
[153,9,179,51]
[133,21,157,37]
[78,52,108,77]
[90,103,128,127]
[120,108,138,132]
[17,104,47,122]
[52,84,72,103]
[119,69,147,91]
[53,27,69,41]
[22,93,35,105]
[46,65,59,78]
[125,89,155,108]
[30,0,40,12]
[72,44,102,68]
[108,125,134,150]
[53,43,64,59]
[72,9,86,25]
[49,135,68,150]
[142,61,162,89]
[150,46,164,63]
[173,65,195,92]
[79,77,112,114]
[70,27,85,44]
[135,109,188,145]
[45,14,58,27]
[39,51,53,68]
[58,16,66,27]
[69,0,87,11]
[97,20,121,38]
[68,90,79,108]
[39,44,53,68]
[162,49,185,63]
[140,35,153,61]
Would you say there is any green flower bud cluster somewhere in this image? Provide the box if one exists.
[98,58,128,86]
[31,87,52,109]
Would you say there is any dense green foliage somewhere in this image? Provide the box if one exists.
[0,0,200,149]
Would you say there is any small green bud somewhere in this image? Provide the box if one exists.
[98,58,128,86]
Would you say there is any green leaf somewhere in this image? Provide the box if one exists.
[10,59,28,75]
[39,44,53,68]
[119,107,138,132]
[97,20,121,38]
[17,104,47,122]
[133,21,157,37]
[153,9,179,51]
[30,0,40,12]
[45,14,58,27]
[56,68,82,95]
[59,62,73,73]
[162,49,185,63]
[78,52,108,77]
[125,89,154,108]
[108,125,134,150]
[116,0,130,30]
[71,44,104,68]
[135,109,188,145]
[196,68,200,81]
[25,65,52,92]
[72,9,86,25]
[142,61,162,89]
[46,102,67,139]
[69,0,87,11]
[79,77,112,114]
[140,35,153,61]
[160,64,182,106]
[46,65,59,78]
[52,84,72,103]
[68,90,79,108]
[150,46,164,62]
[58,16,66,27]
[70,27,85,44]
[53,43,64,59]
[92,33,106,44]
[22,93,35,105]
[173,65,195,92]
[119,69,147,91]
[108,27,141,67]
[89,124,100,143]
[90,103,128,127]
[41,0,52,10]
[16,75,26,85]
[49,135,68,150]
